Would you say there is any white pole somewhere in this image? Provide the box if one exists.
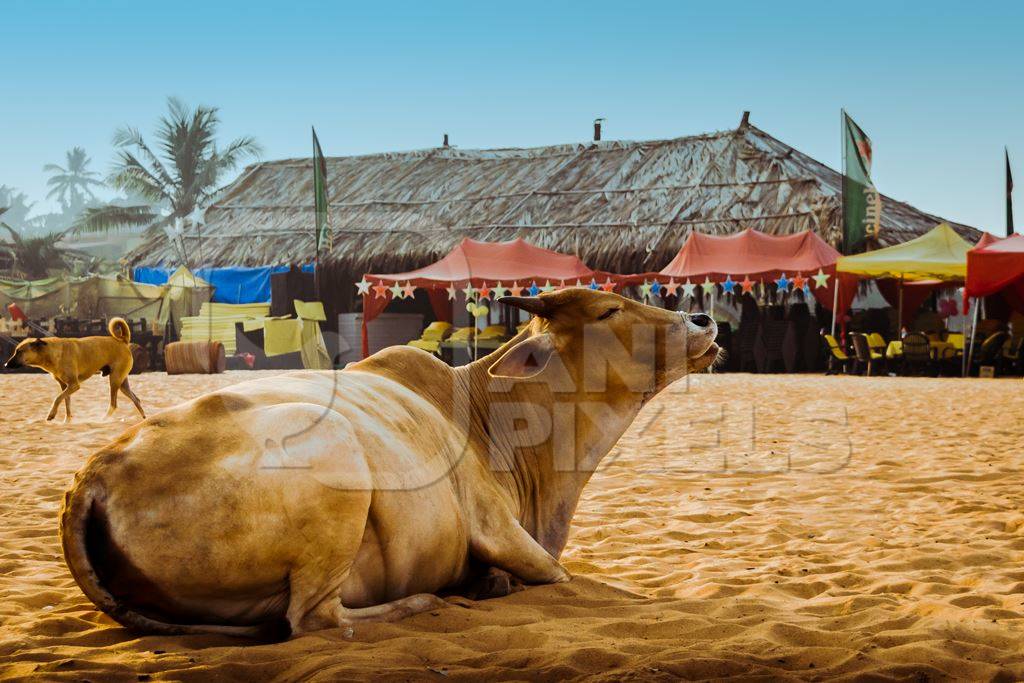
[830,277,839,337]
[897,275,904,333]
[965,298,980,377]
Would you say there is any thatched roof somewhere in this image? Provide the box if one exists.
[128,122,980,275]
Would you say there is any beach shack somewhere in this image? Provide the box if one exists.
[124,118,978,338]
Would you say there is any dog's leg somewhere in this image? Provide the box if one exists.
[119,378,146,419]
[47,381,79,422]
[106,376,119,418]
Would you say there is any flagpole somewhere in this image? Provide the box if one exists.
[312,127,320,300]
[840,109,846,255]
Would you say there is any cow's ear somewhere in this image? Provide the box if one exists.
[488,333,556,379]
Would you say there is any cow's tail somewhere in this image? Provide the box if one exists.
[59,475,277,639]
[108,317,131,344]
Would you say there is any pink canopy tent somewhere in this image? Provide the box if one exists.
[965,233,1024,312]
[627,228,847,314]
[358,238,620,357]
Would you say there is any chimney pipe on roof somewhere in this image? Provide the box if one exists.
[593,118,604,142]
[442,133,449,147]
[740,111,751,128]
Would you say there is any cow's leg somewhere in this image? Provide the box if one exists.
[471,517,571,585]
[338,594,447,624]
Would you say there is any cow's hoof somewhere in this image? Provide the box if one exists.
[469,569,525,599]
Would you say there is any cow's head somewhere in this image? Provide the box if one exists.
[489,288,718,399]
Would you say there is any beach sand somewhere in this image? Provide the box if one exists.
[1,370,1023,681]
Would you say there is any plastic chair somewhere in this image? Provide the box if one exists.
[822,333,851,374]
[867,333,887,355]
[407,321,453,354]
[972,331,1010,375]
[852,333,883,376]
[901,332,934,376]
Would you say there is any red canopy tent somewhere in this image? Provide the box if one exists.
[966,233,1024,312]
[630,228,846,314]
[358,238,619,357]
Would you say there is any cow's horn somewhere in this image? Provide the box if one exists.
[498,296,551,318]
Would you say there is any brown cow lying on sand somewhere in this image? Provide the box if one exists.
[60,288,719,638]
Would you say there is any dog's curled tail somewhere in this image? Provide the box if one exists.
[108,317,131,344]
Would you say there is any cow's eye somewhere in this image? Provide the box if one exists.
[597,307,620,320]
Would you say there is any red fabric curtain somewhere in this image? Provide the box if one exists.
[426,289,453,324]
[875,280,944,327]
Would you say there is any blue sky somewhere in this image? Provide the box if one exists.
[2,0,1020,233]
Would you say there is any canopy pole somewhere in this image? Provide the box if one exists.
[965,298,980,377]
[897,275,904,333]
[831,277,839,337]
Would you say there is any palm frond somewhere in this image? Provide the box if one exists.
[72,205,157,234]
[113,125,178,192]
[109,150,173,203]
[216,136,263,171]
[0,221,21,245]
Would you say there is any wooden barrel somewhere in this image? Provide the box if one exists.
[164,340,226,375]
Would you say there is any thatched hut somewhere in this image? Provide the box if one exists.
[127,119,979,324]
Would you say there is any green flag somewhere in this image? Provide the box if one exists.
[842,112,881,253]
[312,127,331,254]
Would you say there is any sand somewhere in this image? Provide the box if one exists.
[2,370,1024,681]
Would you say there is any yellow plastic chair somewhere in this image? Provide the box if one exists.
[407,321,453,354]
[478,325,507,340]
[823,334,851,374]
[867,333,887,354]
[442,326,476,349]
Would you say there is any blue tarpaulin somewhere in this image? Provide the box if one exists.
[133,265,313,304]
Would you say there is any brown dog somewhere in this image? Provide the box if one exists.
[4,317,145,422]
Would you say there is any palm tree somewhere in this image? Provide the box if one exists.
[74,97,260,236]
[0,209,86,279]
[43,147,105,212]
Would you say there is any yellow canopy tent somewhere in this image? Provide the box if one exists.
[836,223,971,281]
[834,223,972,343]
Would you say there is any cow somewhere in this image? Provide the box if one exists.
[59,288,719,638]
